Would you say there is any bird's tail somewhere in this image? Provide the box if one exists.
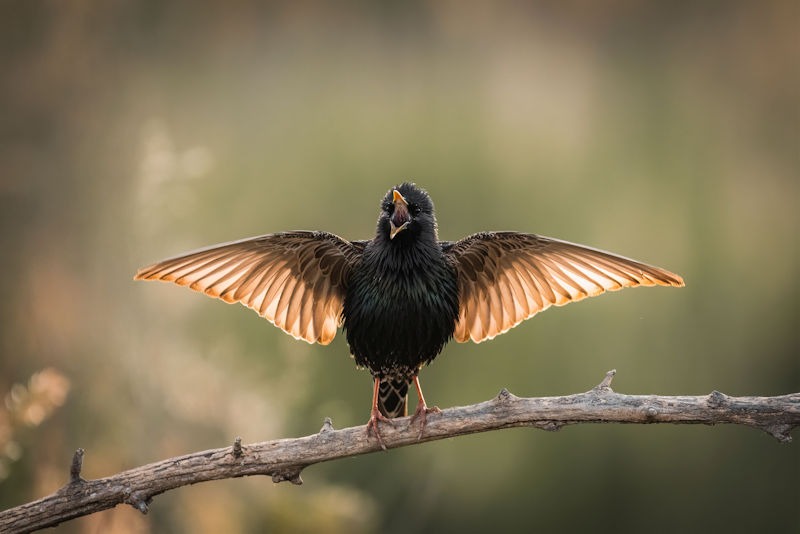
[378,378,409,418]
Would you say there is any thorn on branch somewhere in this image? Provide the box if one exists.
[272,469,303,485]
[762,424,793,444]
[707,390,729,408]
[594,369,617,392]
[319,417,335,434]
[69,449,85,484]
[496,388,515,403]
[534,421,564,432]
[232,437,243,459]
[124,490,151,515]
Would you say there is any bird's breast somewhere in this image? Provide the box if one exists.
[342,249,459,378]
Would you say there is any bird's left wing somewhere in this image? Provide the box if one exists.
[135,232,366,345]
[442,232,684,343]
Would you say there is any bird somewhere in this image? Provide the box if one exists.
[134,182,684,447]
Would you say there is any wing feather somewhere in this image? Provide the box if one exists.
[445,232,684,343]
[503,267,530,318]
[135,232,365,345]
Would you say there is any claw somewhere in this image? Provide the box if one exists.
[366,407,394,450]
[366,375,440,445]
[409,403,441,440]
[409,375,440,440]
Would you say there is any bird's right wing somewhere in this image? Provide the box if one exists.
[135,232,367,345]
[442,232,684,344]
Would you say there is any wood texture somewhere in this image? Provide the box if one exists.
[2,371,798,534]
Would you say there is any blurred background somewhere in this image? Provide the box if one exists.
[1,1,798,532]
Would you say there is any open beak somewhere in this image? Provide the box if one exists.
[389,190,410,240]
[389,221,409,239]
[392,189,407,205]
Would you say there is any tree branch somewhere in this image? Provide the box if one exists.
[2,370,798,533]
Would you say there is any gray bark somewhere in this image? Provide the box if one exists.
[2,371,798,534]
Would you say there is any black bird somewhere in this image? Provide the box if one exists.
[135,183,684,446]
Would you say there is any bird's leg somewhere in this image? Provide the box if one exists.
[409,375,441,439]
[366,377,394,450]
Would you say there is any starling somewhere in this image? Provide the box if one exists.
[135,183,684,446]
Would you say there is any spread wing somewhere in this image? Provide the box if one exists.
[134,232,366,345]
[442,232,684,343]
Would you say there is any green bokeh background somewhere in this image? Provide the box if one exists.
[1,2,797,533]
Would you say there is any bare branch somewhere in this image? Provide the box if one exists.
[2,371,798,533]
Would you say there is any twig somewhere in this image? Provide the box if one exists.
[68,449,84,484]
[1,370,798,533]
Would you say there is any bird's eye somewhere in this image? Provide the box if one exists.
[383,201,393,212]
[410,204,421,215]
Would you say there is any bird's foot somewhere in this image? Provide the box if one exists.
[366,409,394,451]
[409,403,441,440]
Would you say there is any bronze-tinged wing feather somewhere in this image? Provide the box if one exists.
[134,232,365,345]
[444,232,684,344]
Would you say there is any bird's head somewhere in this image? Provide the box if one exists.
[377,182,437,244]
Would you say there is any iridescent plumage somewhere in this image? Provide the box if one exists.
[135,183,684,446]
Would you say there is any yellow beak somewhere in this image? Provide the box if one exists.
[392,189,408,206]
[389,190,410,239]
